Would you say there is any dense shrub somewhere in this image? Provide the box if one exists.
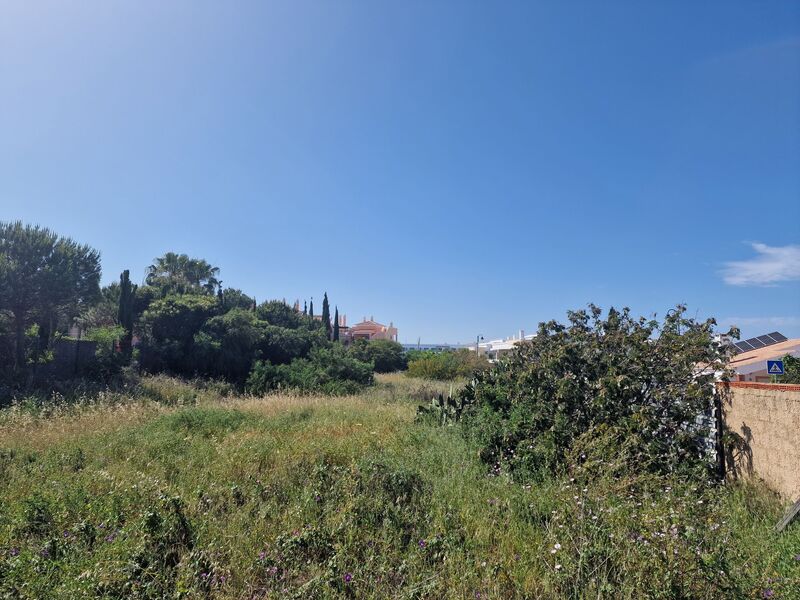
[460,305,736,481]
[349,339,407,373]
[777,354,800,384]
[138,294,219,374]
[406,349,489,380]
[247,345,373,395]
[194,309,264,382]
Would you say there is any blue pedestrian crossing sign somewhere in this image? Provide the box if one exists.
[767,360,784,375]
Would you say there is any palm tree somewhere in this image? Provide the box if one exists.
[145,252,220,296]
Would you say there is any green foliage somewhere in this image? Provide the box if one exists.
[193,309,264,383]
[258,324,325,365]
[333,307,340,342]
[247,345,374,395]
[321,292,331,339]
[350,338,407,373]
[460,305,735,481]
[777,354,800,384]
[256,300,303,329]
[0,381,797,599]
[145,252,220,296]
[219,288,254,312]
[0,221,101,369]
[138,295,219,374]
[118,270,136,357]
[406,349,489,380]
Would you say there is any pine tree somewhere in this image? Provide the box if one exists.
[118,269,137,358]
[322,292,331,339]
[333,307,340,342]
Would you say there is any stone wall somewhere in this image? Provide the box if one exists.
[720,381,800,501]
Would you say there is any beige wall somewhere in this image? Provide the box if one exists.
[721,382,800,501]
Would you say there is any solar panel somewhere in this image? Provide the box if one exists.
[731,331,788,354]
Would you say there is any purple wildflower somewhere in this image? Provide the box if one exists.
[762,590,774,599]
[9,547,19,557]
[105,534,115,543]
[258,551,266,560]
[343,572,353,583]
[418,539,427,548]
[794,554,800,561]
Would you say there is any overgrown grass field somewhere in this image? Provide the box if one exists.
[1,375,798,599]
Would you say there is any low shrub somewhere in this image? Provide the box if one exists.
[247,345,374,395]
[406,349,489,381]
[349,339,407,373]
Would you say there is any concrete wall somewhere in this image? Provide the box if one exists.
[720,381,800,501]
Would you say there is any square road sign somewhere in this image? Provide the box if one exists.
[767,360,784,376]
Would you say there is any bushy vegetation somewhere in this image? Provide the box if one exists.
[349,339,407,373]
[777,354,800,384]
[247,346,374,395]
[406,349,489,381]
[459,305,735,481]
[0,222,386,399]
[0,375,797,599]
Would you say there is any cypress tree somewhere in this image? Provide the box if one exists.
[303,300,308,316]
[309,299,314,318]
[118,269,137,358]
[333,307,340,342]
[321,292,331,339]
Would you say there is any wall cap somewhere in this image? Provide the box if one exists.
[717,381,800,392]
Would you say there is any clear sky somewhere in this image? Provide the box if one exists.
[2,1,799,344]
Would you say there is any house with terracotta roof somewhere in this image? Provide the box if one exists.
[347,317,398,342]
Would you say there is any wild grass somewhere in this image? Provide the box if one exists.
[0,375,798,599]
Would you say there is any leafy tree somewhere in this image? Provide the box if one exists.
[350,339,407,373]
[138,294,219,374]
[258,324,326,365]
[777,354,800,384]
[118,270,137,357]
[221,288,255,312]
[321,292,331,339]
[333,307,340,342]
[194,309,263,382]
[257,300,302,329]
[459,305,735,481]
[145,252,220,296]
[0,221,101,369]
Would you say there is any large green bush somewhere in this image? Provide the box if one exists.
[406,349,489,380]
[349,339,407,373]
[247,345,373,395]
[460,305,735,481]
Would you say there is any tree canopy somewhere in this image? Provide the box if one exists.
[0,221,101,368]
[145,252,220,296]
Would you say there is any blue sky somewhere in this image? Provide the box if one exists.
[2,1,799,343]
